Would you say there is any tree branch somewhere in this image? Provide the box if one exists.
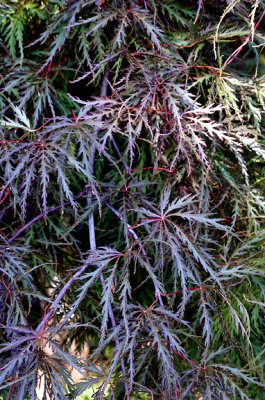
[88,70,130,399]
[104,200,170,328]
[8,186,89,243]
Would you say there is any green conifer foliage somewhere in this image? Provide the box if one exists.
[0,1,265,399]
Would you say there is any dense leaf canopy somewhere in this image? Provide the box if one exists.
[0,1,265,399]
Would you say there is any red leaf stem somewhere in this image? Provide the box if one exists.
[126,0,144,12]
[222,8,265,70]
[1,273,10,292]
[129,216,161,229]
[160,286,205,297]
[172,348,201,368]
[0,188,9,205]
[130,166,175,173]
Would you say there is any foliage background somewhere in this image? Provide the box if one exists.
[0,0,265,399]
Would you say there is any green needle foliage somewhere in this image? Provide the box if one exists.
[0,0,265,399]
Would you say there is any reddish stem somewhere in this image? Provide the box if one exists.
[190,65,220,72]
[160,286,205,297]
[1,273,10,293]
[223,8,265,70]
[142,107,174,114]
[130,166,175,173]
[172,348,201,368]
[33,117,58,131]
[13,378,17,396]
[126,0,144,12]
[4,139,24,143]
[71,109,81,128]
[154,74,169,123]
[129,216,161,229]
[42,57,54,77]
[0,229,9,240]
[0,188,9,205]
[71,109,77,125]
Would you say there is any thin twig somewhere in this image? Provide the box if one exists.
[8,186,89,243]
[222,8,265,71]
[104,201,169,315]
[34,262,88,335]
[111,136,145,197]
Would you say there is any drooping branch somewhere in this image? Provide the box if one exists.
[104,201,168,308]
[87,67,109,251]
[34,262,88,335]
[87,70,130,398]
[8,186,89,243]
